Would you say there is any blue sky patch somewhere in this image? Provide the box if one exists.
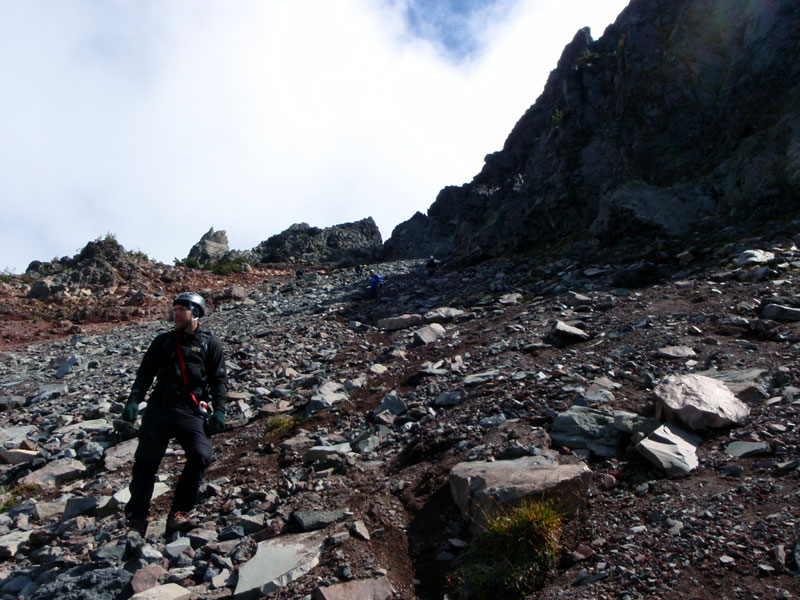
[402,0,512,61]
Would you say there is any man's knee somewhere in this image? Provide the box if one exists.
[185,440,212,470]
[131,457,160,479]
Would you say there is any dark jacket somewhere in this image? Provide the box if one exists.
[129,327,227,412]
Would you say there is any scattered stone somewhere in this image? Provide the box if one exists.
[423,307,464,323]
[376,314,422,331]
[761,304,800,321]
[293,509,349,532]
[549,321,591,346]
[655,345,696,359]
[725,441,772,458]
[550,406,622,458]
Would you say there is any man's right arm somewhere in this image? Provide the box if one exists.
[128,335,163,403]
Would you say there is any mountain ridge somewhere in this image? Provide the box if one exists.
[385,0,800,263]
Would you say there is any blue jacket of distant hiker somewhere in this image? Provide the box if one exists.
[369,273,384,290]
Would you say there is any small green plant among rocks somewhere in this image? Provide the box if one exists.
[174,256,249,275]
[449,497,564,599]
[0,484,40,513]
[208,256,249,275]
[265,415,296,437]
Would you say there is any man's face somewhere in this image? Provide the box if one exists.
[173,304,193,330]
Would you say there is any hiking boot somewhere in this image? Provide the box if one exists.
[166,511,199,535]
[126,515,148,536]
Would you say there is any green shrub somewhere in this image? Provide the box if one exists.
[265,415,296,437]
[174,256,201,269]
[0,269,31,283]
[576,48,597,66]
[449,497,564,599]
[208,256,249,275]
[0,483,40,513]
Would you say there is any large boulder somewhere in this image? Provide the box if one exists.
[654,374,750,432]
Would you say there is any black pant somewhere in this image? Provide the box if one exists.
[125,401,212,519]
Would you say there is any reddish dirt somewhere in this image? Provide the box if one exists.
[0,267,294,351]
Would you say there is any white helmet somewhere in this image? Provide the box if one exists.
[173,292,206,318]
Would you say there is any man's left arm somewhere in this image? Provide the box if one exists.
[206,337,228,413]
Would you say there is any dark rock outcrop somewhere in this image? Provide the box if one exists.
[25,237,149,293]
[383,211,452,260]
[253,218,383,265]
[387,0,800,264]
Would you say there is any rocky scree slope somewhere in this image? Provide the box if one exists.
[385,0,800,263]
[1,226,800,598]
[0,236,292,350]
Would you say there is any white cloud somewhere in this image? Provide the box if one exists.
[0,0,629,272]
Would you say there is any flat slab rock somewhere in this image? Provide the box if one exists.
[449,455,592,534]
[20,458,87,489]
[636,423,701,475]
[234,530,328,599]
[130,583,192,599]
[312,575,393,600]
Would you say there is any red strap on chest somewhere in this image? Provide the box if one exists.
[176,340,206,414]
[176,340,190,386]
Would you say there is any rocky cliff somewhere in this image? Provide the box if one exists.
[386,0,800,263]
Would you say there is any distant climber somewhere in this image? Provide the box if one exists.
[426,256,439,276]
[368,269,384,298]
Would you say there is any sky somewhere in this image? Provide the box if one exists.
[0,0,630,273]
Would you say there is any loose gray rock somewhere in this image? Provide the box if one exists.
[376,314,423,331]
[20,458,87,489]
[550,405,623,457]
[636,424,701,475]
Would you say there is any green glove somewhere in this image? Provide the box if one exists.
[207,409,225,435]
[122,401,139,423]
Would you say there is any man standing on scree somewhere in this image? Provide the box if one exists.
[121,292,227,536]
